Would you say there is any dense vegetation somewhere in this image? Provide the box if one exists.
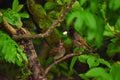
[0,0,120,80]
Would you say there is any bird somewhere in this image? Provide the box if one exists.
[68,27,91,49]
[49,41,66,60]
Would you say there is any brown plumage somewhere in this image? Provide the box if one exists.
[68,27,91,49]
[49,42,65,60]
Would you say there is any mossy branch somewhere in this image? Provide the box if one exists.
[13,0,76,40]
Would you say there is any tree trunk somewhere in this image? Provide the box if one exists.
[17,28,47,80]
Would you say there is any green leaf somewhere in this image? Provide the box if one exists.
[35,4,46,16]
[83,11,96,30]
[87,56,99,68]
[110,64,120,80]
[12,0,19,11]
[19,12,29,18]
[64,38,72,45]
[103,25,114,37]
[78,54,89,63]
[3,42,16,63]
[17,48,28,63]
[1,41,8,55]
[65,0,71,3]
[16,54,23,66]
[72,1,81,10]
[0,31,28,66]
[3,1,26,28]
[15,4,24,12]
[56,0,70,5]
[78,0,86,6]
[98,59,111,68]
[79,74,89,80]
[90,0,98,12]
[44,2,57,11]
[107,38,120,57]
[109,0,120,10]
[87,29,96,41]
[4,45,16,63]
[66,11,80,26]
[48,10,58,19]
[70,56,78,70]
[83,11,97,41]
[94,16,105,47]
[56,0,63,5]
[74,14,84,33]
[3,9,22,28]
[115,17,120,31]
[100,2,107,18]
[84,67,112,80]
[59,62,68,70]
[16,53,23,63]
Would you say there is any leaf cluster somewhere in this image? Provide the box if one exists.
[0,0,29,28]
[0,31,28,66]
[64,0,120,80]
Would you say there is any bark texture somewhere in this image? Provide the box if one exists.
[17,28,47,80]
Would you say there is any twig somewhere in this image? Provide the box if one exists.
[44,52,81,75]
[13,0,76,40]
[2,18,17,35]
[0,12,17,35]
[44,48,96,75]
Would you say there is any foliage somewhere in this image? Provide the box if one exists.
[110,63,120,80]
[0,31,28,66]
[79,67,112,80]
[109,0,120,10]
[66,0,120,80]
[0,0,29,28]
[44,2,58,11]
[0,26,29,79]
[0,0,30,79]
[79,63,120,80]
[66,1,105,47]
[1,0,120,79]
[107,38,120,57]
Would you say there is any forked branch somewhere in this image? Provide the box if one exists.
[13,0,76,40]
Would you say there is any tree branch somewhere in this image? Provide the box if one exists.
[0,12,17,35]
[13,0,76,40]
[44,48,96,75]
[44,52,81,75]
